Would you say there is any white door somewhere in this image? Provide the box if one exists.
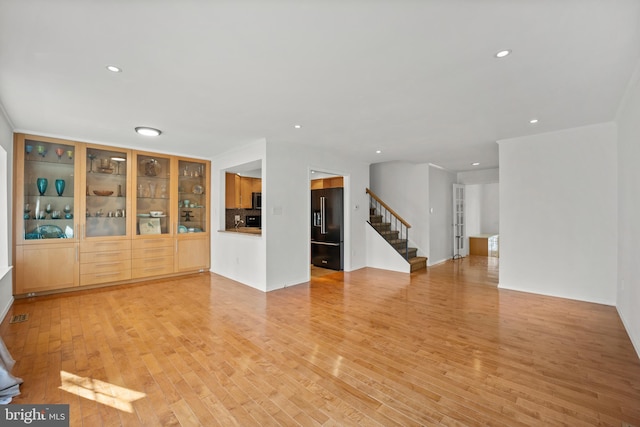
[453,184,467,258]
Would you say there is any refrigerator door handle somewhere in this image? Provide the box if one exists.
[311,241,340,246]
[320,196,327,234]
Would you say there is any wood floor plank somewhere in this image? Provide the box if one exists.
[2,257,640,426]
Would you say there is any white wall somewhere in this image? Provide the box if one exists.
[365,226,410,273]
[210,140,267,291]
[498,123,618,305]
[616,61,640,356]
[457,168,499,185]
[369,162,430,258]
[0,104,13,322]
[479,183,499,234]
[465,184,481,238]
[265,141,369,291]
[464,182,499,236]
[428,165,456,265]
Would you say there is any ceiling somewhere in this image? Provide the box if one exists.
[1,1,639,172]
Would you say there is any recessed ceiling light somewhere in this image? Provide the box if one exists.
[495,50,511,58]
[294,124,301,129]
[106,65,122,73]
[376,150,381,154]
[135,127,162,137]
[472,162,480,166]
[529,118,539,124]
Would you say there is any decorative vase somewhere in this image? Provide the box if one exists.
[55,179,65,196]
[36,178,48,196]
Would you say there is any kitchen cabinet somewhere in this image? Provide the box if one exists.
[13,133,210,297]
[225,173,261,208]
[311,177,343,189]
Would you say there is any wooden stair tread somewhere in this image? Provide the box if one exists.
[409,256,427,272]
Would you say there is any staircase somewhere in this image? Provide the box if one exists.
[367,189,427,272]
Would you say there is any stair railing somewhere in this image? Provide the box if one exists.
[366,188,411,260]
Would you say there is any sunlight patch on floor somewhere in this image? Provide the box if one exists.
[59,371,146,413]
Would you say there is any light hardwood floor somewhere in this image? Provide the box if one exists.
[2,257,639,426]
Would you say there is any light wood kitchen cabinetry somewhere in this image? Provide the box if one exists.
[311,177,343,189]
[13,132,210,297]
[225,173,261,208]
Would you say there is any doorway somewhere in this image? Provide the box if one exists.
[310,170,345,274]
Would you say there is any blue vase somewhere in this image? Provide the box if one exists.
[55,179,65,196]
[36,178,48,196]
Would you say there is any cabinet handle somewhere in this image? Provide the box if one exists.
[93,252,118,257]
[143,248,165,254]
[95,262,121,268]
[95,272,120,278]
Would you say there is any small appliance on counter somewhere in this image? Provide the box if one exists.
[245,215,261,228]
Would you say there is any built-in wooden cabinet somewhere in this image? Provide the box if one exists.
[13,133,210,297]
[15,242,79,294]
[225,173,261,208]
[311,177,343,189]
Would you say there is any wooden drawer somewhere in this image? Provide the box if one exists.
[81,250,131,264]
[81,268,132,286]
[81,259,131,275]
[133,238,173,250]
[132,256,174,279]
[81,239,131,253]
[132,246,173,259]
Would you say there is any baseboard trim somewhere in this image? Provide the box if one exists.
[428,258,450,266]
[0,295,14,325]
[617,306,640,360]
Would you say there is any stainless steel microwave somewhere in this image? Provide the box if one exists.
[252,192,261,210]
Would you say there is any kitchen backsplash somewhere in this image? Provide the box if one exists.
[225,208,261,229]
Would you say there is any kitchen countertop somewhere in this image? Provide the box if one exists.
[221,227,262,235]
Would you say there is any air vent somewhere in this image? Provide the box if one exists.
[9,314,28,324]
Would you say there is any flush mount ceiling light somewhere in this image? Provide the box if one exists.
[495,49,511,58]
[106,65,122,73]
[471,162,480,166]
[135,127,162,137]
[376,150,382,154]
[294,124,302,129]
[529,118,539,124]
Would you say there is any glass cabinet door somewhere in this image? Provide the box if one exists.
[84,147,129,238]
[134,154,172,235]
[178,160,207,234]
[22,138,76,240]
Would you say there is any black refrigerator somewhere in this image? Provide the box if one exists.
[311,188,344,270]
